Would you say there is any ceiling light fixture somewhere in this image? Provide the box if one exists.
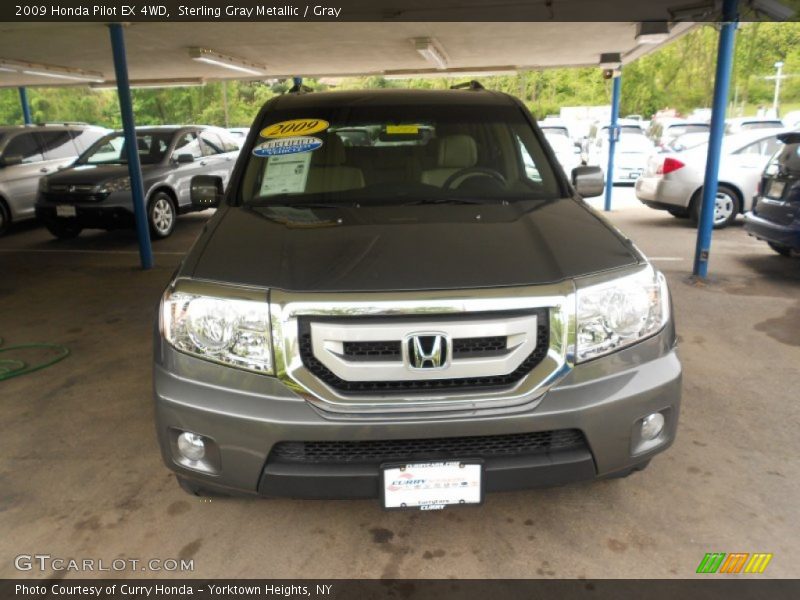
[635,22,671,44]
[412,38,449,70]
[91,78,205,90]
[668,1,717,21]
[188,48,265,76]
[0,58,104,82]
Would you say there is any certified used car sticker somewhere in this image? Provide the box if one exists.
[260,118,329,138]
[252,136,323,157]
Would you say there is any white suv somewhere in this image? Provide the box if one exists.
[0,124,108,235]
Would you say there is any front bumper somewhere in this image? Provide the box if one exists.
[154,328,681,499]
[35,191,136,230]
[744,211,800,250]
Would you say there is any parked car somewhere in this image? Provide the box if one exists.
[154,88,681,504]
[663,131,710,153]
[36,126,240,239]
[725,117,785,135]
[744,130,800,256]
[651,120,710,151]
[227,127,250,140]
[0,123,109,235]
[586,121,654,183]
[542,128,582,175]
[635,129,785,228]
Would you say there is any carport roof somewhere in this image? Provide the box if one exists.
[0,18,695,88]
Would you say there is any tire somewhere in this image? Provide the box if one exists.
[667,207,689,218]
[768,242,793,257]
[0,200,10,236]
[45,219,82,239]
[690,185,740,229]
[148,192,177,239]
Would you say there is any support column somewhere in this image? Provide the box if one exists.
[693,0,738,278]
[109,23,153,270]
[604,72,622,212]
[18,87,32,125]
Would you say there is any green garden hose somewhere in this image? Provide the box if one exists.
[0,337,70,381]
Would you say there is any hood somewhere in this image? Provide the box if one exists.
[46,163,157,183]
[188,199,640,293]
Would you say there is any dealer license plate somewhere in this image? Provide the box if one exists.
[767,180,785,199]
[56,205,76,217]
[382,461,483,510]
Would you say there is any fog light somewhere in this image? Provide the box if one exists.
[641,413,665,441]
[177,432,206,461]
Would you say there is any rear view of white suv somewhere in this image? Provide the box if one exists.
[0,124,109,235]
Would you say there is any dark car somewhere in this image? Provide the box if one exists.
[35,125,240,239]
[153,88,681,506]
[744,130,800,256]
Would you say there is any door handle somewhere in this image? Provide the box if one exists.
[200,160,208,166]
[40,167,49,173]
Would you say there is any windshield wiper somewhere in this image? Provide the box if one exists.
[404,197,493,206]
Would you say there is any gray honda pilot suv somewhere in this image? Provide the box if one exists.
[154,87,681,508]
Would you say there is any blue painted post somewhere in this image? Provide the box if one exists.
[604,73,622,212]
[108,23,153,270]
[293,76,303,88]
[693,0,738,278]
[18,87,32,124]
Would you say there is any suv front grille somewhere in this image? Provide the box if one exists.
[298,310,549,395]
[270,429,586,464]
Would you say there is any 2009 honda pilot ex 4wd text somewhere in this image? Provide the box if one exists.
[154,87,681,508]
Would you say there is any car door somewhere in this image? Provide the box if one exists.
[169,131,205,209]
[722,135,783,210]
[37,129,81,172]
[0,131,46,220]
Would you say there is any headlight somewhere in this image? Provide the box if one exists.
[100,176,131,193]
[576,265,669,362]
[160,285,273,374]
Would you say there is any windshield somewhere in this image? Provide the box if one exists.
[741,121,783,130]
[78,131,175,165]
[544,131,574,154]
[239,104,563,206]
[666,124,709,137]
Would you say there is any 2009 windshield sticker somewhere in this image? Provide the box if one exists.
[252,137,323,157]
[260,119,329,139]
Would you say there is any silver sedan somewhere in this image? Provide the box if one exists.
[635,129,785,228]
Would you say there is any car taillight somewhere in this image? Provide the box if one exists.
[657,157,685,175]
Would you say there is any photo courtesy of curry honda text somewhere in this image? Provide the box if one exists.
[154,87,681,509]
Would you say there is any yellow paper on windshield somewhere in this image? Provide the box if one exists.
[385,124,420,135]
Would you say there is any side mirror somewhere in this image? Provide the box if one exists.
[175,153,195,164]
[0,154,23,167]
[190,175,223,209]
[571,166,605,198]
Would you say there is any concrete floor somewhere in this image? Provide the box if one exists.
[1,189,799,579]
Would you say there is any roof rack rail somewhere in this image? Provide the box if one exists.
[33,121,90,127]
[450,80,485,91]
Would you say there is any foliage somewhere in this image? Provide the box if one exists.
[1,22,800,127]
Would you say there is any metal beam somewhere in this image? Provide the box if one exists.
[693,0,738,278]
[604,72,622,212]
[108,23,153,270]
[18,87,32,124]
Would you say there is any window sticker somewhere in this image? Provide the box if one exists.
[260,119,329,139]
[259,152,312,196]
[385,124,420,135]
[252,136,323,157]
